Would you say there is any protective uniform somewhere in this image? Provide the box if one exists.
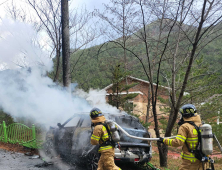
[162,104,206,170]
[90,108,121,170]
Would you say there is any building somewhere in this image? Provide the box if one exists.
[103,76,170,121]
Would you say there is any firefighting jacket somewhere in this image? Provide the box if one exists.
[163,114,202,162]
[90,116,113,153]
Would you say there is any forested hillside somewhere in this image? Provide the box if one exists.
[50,20,222,92]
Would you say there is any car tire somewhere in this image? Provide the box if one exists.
[86,151,100,170]
[43,137,57,159]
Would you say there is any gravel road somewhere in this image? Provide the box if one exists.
[0,149,140,170]
[0,149,83,170]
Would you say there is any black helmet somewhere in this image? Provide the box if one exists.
[179,104,197,118]
[90,108,103,119]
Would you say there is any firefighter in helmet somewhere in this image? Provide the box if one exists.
[158,104,206,170]
[90,108,121,170]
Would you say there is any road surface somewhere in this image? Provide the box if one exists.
[0,149,83,170]
[0,149,140,170]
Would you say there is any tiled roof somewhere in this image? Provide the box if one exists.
[103,76,171,91]
[105,91,144,95]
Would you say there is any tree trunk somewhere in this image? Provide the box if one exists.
[53,49,61,82]
[116,81,119,109]
[61,0,70,87]
[146,85,151,122]
[158,143,168,167]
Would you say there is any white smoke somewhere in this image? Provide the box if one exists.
[0,19,52,70]
[0,18,122,127]
[76,88,122,114]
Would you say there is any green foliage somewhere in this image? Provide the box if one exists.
[108,63,139,109]
[122,83,139,91]
[50,32,222,94]
[49,22,222,138]
[122,93,139,101]
[105,63,150,128]
[159,116,168,134]
[197,95,222,145]
[49,21,222,94]
[0,110,14,125]
[181,55,222,106]
[0,110,46,135]
[157,96,167,104]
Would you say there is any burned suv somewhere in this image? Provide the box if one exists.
[44,113,152,170]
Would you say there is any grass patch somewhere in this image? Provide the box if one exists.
[150,153,181,170]
[150,150,222,169]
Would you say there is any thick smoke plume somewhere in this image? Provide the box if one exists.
[0,19,121,127]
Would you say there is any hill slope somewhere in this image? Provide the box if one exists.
[51,21,222,92]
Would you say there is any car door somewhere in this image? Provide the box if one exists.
[55,116,82,156]
[71,115,93,156]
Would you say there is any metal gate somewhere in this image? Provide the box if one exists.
[0,121,38,148]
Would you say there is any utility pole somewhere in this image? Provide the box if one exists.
[61,0,71,87]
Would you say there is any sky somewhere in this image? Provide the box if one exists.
[70,0,107,11]
[0,0,108,18]
[0,0,7,17]
[0,0,110,49]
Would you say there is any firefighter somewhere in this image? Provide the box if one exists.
[90,108,121,170]
[158,104,206,170]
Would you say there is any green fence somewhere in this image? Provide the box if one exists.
[0,121,39,149]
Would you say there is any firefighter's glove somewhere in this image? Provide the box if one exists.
[158,137,164,144]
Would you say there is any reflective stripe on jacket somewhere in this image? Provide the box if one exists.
[90,116,113,153]
[181,152,198,162]
[163,115,202,162]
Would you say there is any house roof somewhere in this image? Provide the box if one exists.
[105,91,144,96]
[103,76,171,91]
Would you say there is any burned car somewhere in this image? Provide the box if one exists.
[44,113,152,170]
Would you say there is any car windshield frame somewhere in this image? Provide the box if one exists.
[61,113,89,128]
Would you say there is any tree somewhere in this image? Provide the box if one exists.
[9,0,63,82]
[98,0,154,119]
[137,0,222,167]
[98,0,139,72]
[98,0,222,167]
[108,63,139,111]
[5,0,30,22]
[6,0,98,86]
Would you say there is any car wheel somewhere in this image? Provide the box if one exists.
[86,152,100,170]
[43,138,57,159]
